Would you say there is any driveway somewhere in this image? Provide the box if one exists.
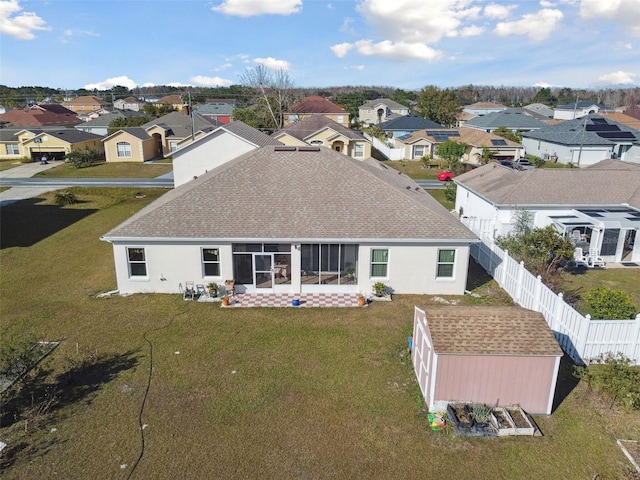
[0,160,68,205]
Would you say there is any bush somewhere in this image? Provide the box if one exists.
[66,149,103,168]
[583,287,637,319]
[54,191,78,206]
[574,353,640,411]
[443,181,456,202]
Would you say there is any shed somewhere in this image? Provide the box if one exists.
[411,306,563,415]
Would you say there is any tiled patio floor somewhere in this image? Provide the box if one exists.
[198,292,364,308]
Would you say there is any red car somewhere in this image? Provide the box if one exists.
[437,171,455,181]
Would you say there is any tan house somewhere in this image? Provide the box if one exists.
[358,98,410,126]
[155,95,186,112]
[102,111,216,162]
[113,96,146,112]
[272,115,371,159]
[284,96,349,127]
[394,127,522,164]
[62,95,110,113]
[6,128,104,161]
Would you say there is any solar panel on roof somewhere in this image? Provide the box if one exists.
[586,124,620,132]
[491,139,507,145]
[591,118,608,124]
[597,131,636,139]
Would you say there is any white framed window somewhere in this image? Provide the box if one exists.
[6,144,19,155]
[436,249,455,278]
[370,249,389,277]
[116,142,131,157]
[288,114,299,123]
[412,145,425,158]
[310,140,323,146]
[169,141,179,152]
[337,115,344,124]
[353,143,364,158]
[127,247,147,277]
[202,248,221,277]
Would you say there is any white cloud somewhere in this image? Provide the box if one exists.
[214,63,233,71]
[534,81,553,88]
[60,28,100,43]
[253,57,290,70]
[330,42,353,58]
[580,0,640,36]
[84,76,138,90]
[212,0,301,17]
[460,25,484,37]
[350,40,443,61]
[0,0,49,39]
[340,17,356,35]
[594,70,636,85]
[190,75,233,87]
[483,3,516,20]
[494,8,563,42]
[345,65,365,70]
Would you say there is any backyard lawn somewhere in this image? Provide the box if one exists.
[1,187,639,479]
[34,161,172,178]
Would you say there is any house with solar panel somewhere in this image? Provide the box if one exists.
[101,145,479,296]
[463,108,548,134]
[393,127,522,164]
[453,159,640,264]
[521,115,640,166]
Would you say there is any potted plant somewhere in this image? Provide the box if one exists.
[357,293,366,307]
[207,282,219,298]
[372,282,386,297]
[221,294,230,306]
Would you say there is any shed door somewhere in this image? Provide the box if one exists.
[412,308,432,408]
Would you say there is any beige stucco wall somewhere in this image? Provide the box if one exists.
[104,132,155,163]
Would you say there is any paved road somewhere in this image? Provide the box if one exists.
[416,179,445,189]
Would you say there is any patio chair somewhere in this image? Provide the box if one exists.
[196,284,207,298]
[183,281,196,300]
[588,249,605,268]
[573,248,589,268]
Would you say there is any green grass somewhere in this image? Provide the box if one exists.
[34,161,172,178]
[562,268,640,316]
[381,160,441,180]
[1,188,639,479]
[427,189,455,211]
[0,159,23,172]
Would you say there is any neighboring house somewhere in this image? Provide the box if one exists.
[463,108,547,134]
[0,105,80,128]
[101,145,478,296]
[13,128,104,161]
[463,101,507,116]
[358,98,410,125]
[77,108,113,122]
[156,95,186,112]
[75,111,150,136]
[195,99,236,124]
[453,159,640,263]
[271,115,371,159]
[412,306,562,415]
[0,129,22,160]
[553,101,610,120]
[521,115,640,165]
[113,96,146,112]
[601,112,640,131]
[394,126,523,164]
[522,103,554,118]
[62,95,111,113]
[172,120,282,187]
[378,115,444,139]
[454,111,476,128]
[102,111,216,162]
[285,96,349,127]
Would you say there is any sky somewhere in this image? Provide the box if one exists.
[0,0,639,91]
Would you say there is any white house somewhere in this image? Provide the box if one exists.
[102,146,478,296]
[172,121,282,187]
[553,101,610,120]
[454,160,640,264]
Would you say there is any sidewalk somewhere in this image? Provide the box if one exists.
[0,160,67,205]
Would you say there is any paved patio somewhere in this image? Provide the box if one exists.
[198,292,367,308]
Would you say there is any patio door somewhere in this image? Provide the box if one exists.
[254,254,274,291]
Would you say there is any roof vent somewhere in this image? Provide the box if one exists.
[298,146,321,152]
[274,146,296,152]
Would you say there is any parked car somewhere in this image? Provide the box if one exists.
[513,158,535,170]
[437,171,455,181]
[498,160,515,168]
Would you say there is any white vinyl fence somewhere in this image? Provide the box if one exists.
[363,133,404,160]
[462,217,640,366]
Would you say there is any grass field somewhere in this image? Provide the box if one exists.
[562,268,640,316]
[34,161,172,178]
[0,159,22,172]
[381,160,441,180]
[1,187,639,479]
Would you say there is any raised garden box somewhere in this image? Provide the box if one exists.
[447,403,474,429]
[490,407,517,436]
[505,406,535,436]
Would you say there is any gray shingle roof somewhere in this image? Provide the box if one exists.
[379,115,444,131]
[464,108,547,130]
[521,115,640,145]
[555,101,608,110]
[142,111,215,138]
[360,98,408,110]
[455,159,640,209]
[223,121,283,147]
[424,306,563,356]
[104,146,478,242]
[272,115,365,141]
[40,129,103,144]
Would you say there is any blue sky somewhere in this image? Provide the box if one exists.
[1,0,639,91]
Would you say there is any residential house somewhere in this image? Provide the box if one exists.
[0,129,23,160]
[523,103,554,118]
[113,96,147,112]
[195,99,236,124]
[155,95,186,112]
[553,101,611,120]
[358,98,410,125]
[0,104,80,128]
[62,95,111,113]
[521,115,640,165]
[463,101,507,116]
[453,159,640,263]
[284,96,349,127]
[102,111,216,162]
[75,111,150,136]
[172,120,282,187]
[463,108,548,134]
[601,112,640,131]
[271,115,371,159]
[378,115,444,140]
[76,108,113,122]
[454,111,476,128]
[101,145,478,296]
[394,127,522,164]
[11,128,104,162]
